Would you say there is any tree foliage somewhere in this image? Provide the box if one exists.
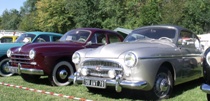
[36,0,74,33]
[1,9,21,30]
[1,0,210,34]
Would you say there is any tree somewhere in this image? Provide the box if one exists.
[1,9,21,30]
[140,0,162,26]
[35,0,74,33]
[18,0,39,31]
[0,16,2,29]
[180,0,210,34]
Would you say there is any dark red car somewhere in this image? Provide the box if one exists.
[6,28,124,86]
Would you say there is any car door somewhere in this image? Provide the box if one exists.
[34,35,50,42]
[178,30,202,80]
[86,32,107,48]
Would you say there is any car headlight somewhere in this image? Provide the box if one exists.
[124,52,137,67]
[206,52,210,65]
[7,49,12,57]
[72,52,80,64]
[29,49,36,59]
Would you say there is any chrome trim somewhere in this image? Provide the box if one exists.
[201,83,210,94]
[83,66,123,70]
[69,73,147,92]
[30,62,37,65]
[7,65,44,75]
[139,54,202,59]
[10,58,30,61]
[12,54,29,56]
[9,61,36,65]
[82,59,123,68]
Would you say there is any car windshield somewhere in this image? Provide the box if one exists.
[124,27,176,42]
[15,33,36,43]
[59,30,91,43]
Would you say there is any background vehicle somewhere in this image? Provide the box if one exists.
[198,34,210,51]
[0,32,62,77]
[7,28,124,86]
[0,36,19,43]
[70,25,203,100]
[201,47,210,100]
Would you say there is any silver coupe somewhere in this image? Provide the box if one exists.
[69,25,203,100]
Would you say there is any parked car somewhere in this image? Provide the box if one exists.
[0,36,19,43]
[200,47,210,100]
[0,32,62,77]
[69,25,203,100]
[6,28,124,86]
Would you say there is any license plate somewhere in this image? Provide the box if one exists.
[84,79,106,88]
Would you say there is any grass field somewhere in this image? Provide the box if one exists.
[0,76,207,101]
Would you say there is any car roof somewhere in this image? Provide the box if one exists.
[135,25,191,32]
[74,28,118,33]
[24,32,63,36]
[1,36,18,38]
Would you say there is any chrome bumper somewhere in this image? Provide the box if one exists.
[201,83,210,94]
[69,72,147,92]
[6,63,44,75]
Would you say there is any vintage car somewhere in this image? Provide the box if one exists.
[0,32,62,77]
[69,25,203,100]
[200,47,210,100]
[0,36,19,43]
[6,28,124,86]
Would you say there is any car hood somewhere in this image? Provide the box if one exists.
[18,42,84,53]
[0,43,24,52]
[85,40,176,58]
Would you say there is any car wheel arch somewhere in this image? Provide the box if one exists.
[145,62,174,100]
[54,57,76,71]
[159,62,175,82]
[49,60,75,86]
[46,56,75,73]
[0,55,7,61]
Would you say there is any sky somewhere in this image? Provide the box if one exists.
[0,0,26,16]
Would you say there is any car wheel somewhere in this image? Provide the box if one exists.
[0,58,14,77]
[49,61,74,86]
[207,94,210,101]
[146,67,173,100]
[21,74,41,82]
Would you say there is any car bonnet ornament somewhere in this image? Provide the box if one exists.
[96,65,102,71]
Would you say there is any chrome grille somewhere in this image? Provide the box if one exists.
[83,60,123,78]
[83,61,121,68]
[10,53,31,65]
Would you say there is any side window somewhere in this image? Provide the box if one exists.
[52,36,61,42]
[35,35,50,42]
[1,37,12,43]
[91,33,106,44]
[178,31,200,49]
[108,34,121,43]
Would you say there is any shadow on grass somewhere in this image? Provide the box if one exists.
[170,78,204,98]
[87,78,204,101]
[25,76,52,86]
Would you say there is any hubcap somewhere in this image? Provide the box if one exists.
[59,69,68,79]
[155,73,170,97]
[1,62,11,74]
[3,64,9,73]
[159,79,169,92]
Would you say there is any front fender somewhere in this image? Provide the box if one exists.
[203,47,210,84]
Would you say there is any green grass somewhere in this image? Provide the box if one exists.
[0,76,207,101]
